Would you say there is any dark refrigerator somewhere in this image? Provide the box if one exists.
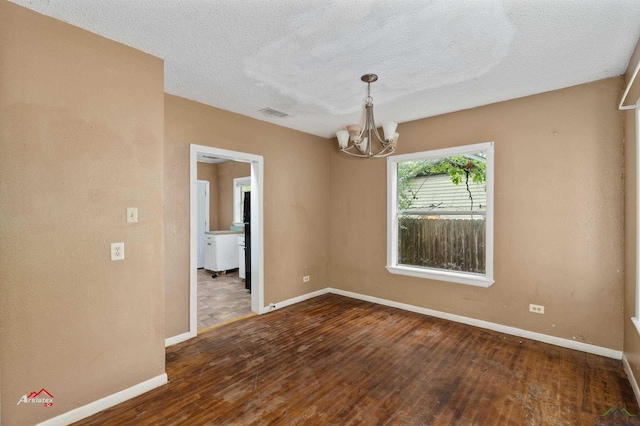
[243,191,251,292]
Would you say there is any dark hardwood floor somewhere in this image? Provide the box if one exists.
[73,294,638,425]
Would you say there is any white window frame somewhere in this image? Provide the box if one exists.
[233,176,251,224]
[386,141,495,287]
[632,99,640,336]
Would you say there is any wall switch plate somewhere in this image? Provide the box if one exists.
[303,275,310,283]
[127,207,138,223]
[529,304,544,314]
[111,242,125,261]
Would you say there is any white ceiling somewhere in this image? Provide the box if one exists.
[9,0,640,138]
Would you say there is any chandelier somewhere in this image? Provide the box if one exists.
[336,74,399,158]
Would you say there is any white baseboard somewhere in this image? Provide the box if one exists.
[261,288,330,314]
[328,288,622,360]
[165,331,196,347]
[172,287,623,359]
[623,353,640,407]
[37,373,168,426]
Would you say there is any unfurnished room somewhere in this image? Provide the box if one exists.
[2,1,640,425]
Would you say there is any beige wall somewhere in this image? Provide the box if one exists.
[196,161,251,232]
[624,39,640,389]
[216,161,251,230]
[164,94,331,337]
[197,162,219,231]
[0,2,165,425]
[329,78,625,350]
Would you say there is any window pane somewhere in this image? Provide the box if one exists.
[396,151,487,275]
[398,214,485,274]
[239,185,251,222]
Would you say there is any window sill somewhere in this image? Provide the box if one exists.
[386,265,494,288]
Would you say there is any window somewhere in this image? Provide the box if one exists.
[233,176,251,224]
[387,142,494,287]
[633,100,640,336]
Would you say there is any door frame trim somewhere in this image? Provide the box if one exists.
[196,179,210,268]
[189,144,265,338]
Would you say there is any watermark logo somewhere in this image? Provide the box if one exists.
[595,407,639,425]
[17,388,54,407]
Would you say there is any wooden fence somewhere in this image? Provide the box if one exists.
[398,217,485,274]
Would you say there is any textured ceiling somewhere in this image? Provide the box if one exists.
[9,0,640,138]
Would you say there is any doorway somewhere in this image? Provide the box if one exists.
[189,144,264,338]
[196,160,250,330]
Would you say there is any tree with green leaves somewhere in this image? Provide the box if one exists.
[398,155,486,211]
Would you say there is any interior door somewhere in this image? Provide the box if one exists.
[196,180,210,268]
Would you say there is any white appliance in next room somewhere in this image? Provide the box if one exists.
[238,235,245,279]
[204,231,241,274]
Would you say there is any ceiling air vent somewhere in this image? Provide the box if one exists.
[259,107,289,118]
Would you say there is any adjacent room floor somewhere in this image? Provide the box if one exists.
[74,294,639,425]
[197,268,252,331]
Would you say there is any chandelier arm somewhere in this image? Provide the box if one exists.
[358,103,390,157]
[357,103,368,141]
[340,146,373,158]
[372,145,396,158]
[366,103,386,145]
[341,139,395,157]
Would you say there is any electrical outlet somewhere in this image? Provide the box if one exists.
[127,207,138,223]
[111,242,125,261]
[529,304,544,314]
[303,275,310,283]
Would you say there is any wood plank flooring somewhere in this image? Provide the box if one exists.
[73,294,638,425]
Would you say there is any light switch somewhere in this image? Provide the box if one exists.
[127,207,138,223]
[111,242,125,261]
